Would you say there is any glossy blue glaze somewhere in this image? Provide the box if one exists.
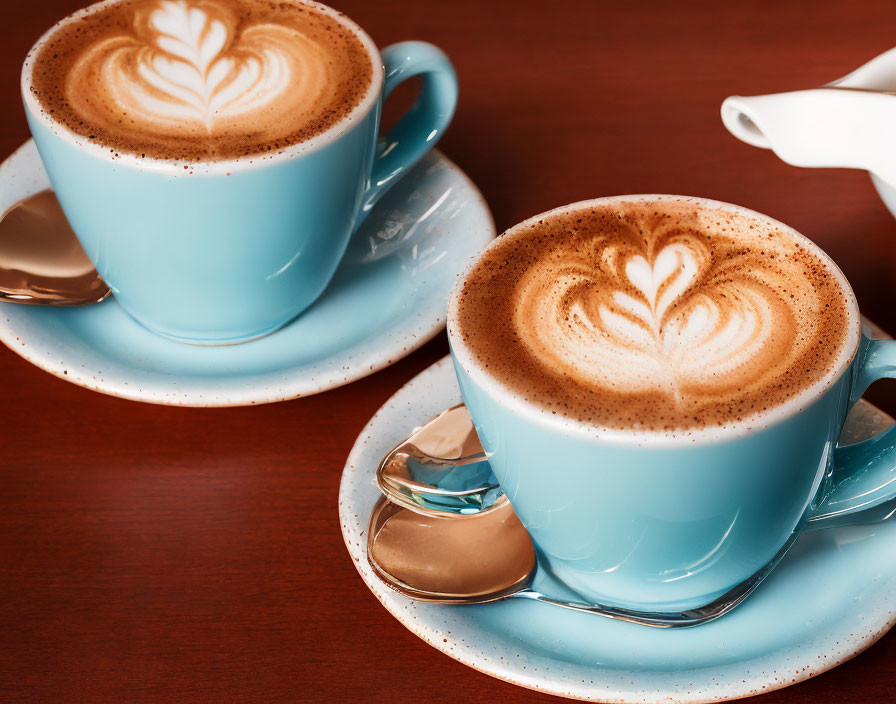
[811,336,896,523]
[450,331,896,614]
[25,109,377,342]
[0,141,493,405]
[363,42,458,215]
[341,356,896,701]
[22,40,457,343]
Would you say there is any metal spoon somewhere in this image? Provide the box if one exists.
[0,190,110,305]
[375,404,504,516]
[369,405,746,628]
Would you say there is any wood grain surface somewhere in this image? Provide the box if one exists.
[2,0,896,701]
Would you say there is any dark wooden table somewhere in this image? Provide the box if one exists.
[2,0,896,701]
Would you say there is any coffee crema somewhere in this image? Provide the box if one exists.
[27,0,374,161]
[452,200,853,432]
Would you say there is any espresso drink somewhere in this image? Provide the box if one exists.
[453,199,853,432]
[26,0,373,160]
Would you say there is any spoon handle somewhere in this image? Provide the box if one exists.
[511,589,717,628]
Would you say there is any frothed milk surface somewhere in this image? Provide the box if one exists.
[453,200,853,432]
[26,0,373,161]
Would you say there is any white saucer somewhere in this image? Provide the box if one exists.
[0,140,494,405]
[339,356,896,703]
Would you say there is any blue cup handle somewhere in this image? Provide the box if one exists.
[808,334,896,528]
[357,41,458,222]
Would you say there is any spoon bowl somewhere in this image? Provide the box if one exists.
[367,495,536,604]
[0,190,110,306]
[376,404,504,516]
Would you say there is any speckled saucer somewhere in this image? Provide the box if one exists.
[339,356,896,703]
[0,140,494,406]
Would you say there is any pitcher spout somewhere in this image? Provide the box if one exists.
[722,47,896,187]
[722,88,896,185]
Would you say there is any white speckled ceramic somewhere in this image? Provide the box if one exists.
[339,356,896,703]
[0,141,494,406]
[721,47,896,222]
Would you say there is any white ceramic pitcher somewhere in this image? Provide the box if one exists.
[722,48,896,216]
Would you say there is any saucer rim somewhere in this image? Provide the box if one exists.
[338,355,896,703]
[0,141,494,406]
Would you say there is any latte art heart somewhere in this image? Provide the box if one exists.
[516,237,793,403]
[454,200,852,432]
[29,0,373,160]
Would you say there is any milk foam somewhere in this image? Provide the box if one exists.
[514,233,794,402]
[454,200,853,431]
[28,0,374,160]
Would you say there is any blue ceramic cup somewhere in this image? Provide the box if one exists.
[446,196,896,625]
[21,1,457,343]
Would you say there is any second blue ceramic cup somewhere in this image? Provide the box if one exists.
[21,1,458,343]
[447,196,896,625]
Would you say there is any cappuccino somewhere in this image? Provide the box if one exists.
[26,0,374,161]
[452,198,852,432]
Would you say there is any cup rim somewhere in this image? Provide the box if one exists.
[20,0,384,176]
[447,194,863,447]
